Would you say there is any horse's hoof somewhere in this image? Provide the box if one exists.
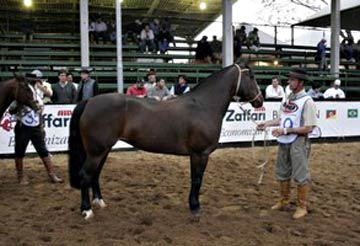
[190,210,201,223]
[82,209,94,220]
[92,198,107,208]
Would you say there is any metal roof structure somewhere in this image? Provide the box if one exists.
[292,0,360,30]
[0,0,236,38]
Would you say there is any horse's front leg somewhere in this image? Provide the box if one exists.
[189,153,209,220]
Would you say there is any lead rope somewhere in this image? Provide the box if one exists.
[234,98,269,185]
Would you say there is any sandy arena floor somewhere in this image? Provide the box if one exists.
[0,142,359,246]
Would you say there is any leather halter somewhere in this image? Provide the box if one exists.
[233,64,262,103]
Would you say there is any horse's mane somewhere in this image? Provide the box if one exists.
[189,63,251,93]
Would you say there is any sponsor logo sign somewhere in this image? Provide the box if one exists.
[347,109,358,118]
[326,109,337,119]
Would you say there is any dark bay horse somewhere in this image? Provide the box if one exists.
[0,75,39,118]
[69,64,264,220]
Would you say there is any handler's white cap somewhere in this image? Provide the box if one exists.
[334,79,341,86]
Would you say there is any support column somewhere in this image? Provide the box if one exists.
[80,0,89,67]
[222,0,233,67]
[330,0,340,76]
[116,0,124,93]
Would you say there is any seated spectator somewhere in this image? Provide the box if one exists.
[140,24,156,53]
[144,70,157,92]
[195,36,213,64]
[94,18,109,44]
[147,78,173,101]
[51,70,77,104]
[265,77,285,99]
[285,84,292,98]
[89,18,96,41]
[307,82,323,99]
[126,80,147,98]
[161,17,176,47]
[159,38,169,54]
[315,38,327,71]
[30,70,53,104]
[323,79,346,99]
[170,75,190,96]
[77,67,99,102]
[246,27,260,50]
[210,35,222,64]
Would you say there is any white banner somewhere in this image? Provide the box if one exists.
[1,101,359,154]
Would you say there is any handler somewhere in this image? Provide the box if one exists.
[9,74,63,185]
[257,68,317,219]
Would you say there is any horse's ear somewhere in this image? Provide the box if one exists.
[13,72,25,82]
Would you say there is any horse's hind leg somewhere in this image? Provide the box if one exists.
[92,150,110,209]
[189,153,209,220]
[80,152,108,220]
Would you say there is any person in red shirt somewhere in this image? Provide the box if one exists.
[126,80,147,98]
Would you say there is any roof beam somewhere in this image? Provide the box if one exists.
[146,0,161,16]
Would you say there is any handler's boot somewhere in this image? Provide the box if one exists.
[41,156,63,183]
[271,180,291,210]
[15,157,29,185]
[293,184,309,219]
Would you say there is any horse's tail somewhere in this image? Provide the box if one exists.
[68,100,88,189]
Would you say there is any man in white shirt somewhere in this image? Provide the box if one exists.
[323,79,346,99]
[94,18,108,44]
[265,77,285,99]
[140,24,155,53]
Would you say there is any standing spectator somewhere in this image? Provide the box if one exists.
[30,70,53,104]
[170,75,190,96]
[51,70,77,104]
[140,24,156,53]
[8,86,63,185]
[315,38,327,71]
[323,79,346,99]
[210,35,222,64]
[247,27,260,50]
[195,36,213,64]
[77,67,99,102]
[257,68,317,220]
[126,80,147,98]
[94,18,108,44]
[307,82,323,99]
[20,15,33,41]
[67,72,78,90]
[234,25,247,58]
[147,78,173,101]
[265,77,285,99]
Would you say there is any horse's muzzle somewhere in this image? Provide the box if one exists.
[251,94,264,108]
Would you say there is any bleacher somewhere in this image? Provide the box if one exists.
[1,32,359,96]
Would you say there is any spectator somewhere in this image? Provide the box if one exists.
[51,70,77,104]
[247,27,260,50]
[8,87,63,185]
[20,16,33,41]
[161,17,175,47]
[77,67,99,102]
[307,82,323,99]
[89,18,96,42]
[315,38,327,71]
[94,18,108,44]
[30,70,53,104]
[140,24,156,53]
[159,38,169,54]
[147,78,173,101]
[323,79,346,99]
[144,70,157,92]
[126,79,147,98]
[285,84,292,98]
[195,36,213,64]
[234,25,246,58]
[170,75,190,96]
[210,35,222,64]
[67,72,78,90]
[265,77,285,99]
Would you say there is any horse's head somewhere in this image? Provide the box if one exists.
[233,64,264,108]
[13,74,40,111]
